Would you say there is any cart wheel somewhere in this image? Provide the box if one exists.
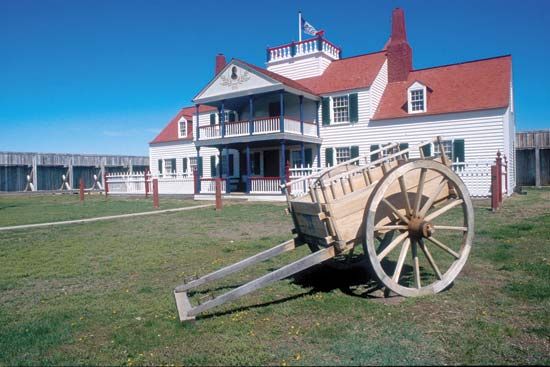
[364,160,474,297]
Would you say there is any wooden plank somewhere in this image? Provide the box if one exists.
[181,246,336,319]
[291,201,323,216]
[174,239,296,293]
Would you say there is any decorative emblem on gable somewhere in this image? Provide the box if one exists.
[220,66,251,90]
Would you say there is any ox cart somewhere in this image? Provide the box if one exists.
[174,137,474,321]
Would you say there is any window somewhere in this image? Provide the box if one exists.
[434,140,452,158]
[218,111,237,123]
[407,82,427,113]
[433,139,465,162]
[291,151,302,168]
[333,95,349,123]
[189,157,198,172]
[164,158,176,173]
[178,119,188,138]
[335,147,351,164]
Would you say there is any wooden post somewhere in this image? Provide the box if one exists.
[79,178,84,202]
[193,167,198,195]
[144,170,149,198]
[215,178,223,210]
[32,155,38,191]
[153,178,159,209]
[491,165,499,212]
[496,151,503,204]
[285,161,291,195]
[535,147,541,187]
[104,173,109,197]
[503,154,508,195]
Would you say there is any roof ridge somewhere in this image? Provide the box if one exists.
[412,54,511,72]
[330,49,387,62]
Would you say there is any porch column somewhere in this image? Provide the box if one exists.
[196,147,201,192]
[317,144,321,168]
[220,100,226,138]
[279,90,285,133]
[249,95,254,135]
[301,142,305,168]
[280,140,286,184]
[218,147,223,178]
[246,145,251,193]
[315,100,320,137]
[299,95,304,135]
[195,104,200,140]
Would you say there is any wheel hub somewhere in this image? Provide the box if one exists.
[408,216,434,239]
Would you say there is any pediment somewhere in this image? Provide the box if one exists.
[194,61,280,102]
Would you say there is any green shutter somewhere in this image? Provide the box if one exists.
[370,144,380,162]
[349,93,359,123]
[325,147,333,167]
[305,148,313,167]
[350,146,359,165]
[210,155,217,177]
[210,113,216,125]
[182,158,188,173]
[399,143,409,158]
[197,157,203,177]
[422,144,432,157]
[170,159,176,173]
[158,159,163,174]
[453,139,465,163]
[322,97,331,126]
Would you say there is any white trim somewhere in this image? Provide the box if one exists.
[407,82,427,114]
[177,117,189,139]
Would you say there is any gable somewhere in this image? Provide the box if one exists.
[195,61,280,102]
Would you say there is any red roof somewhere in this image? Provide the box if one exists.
[150,105,216,144]
[372,55,512,120]
[298,51,387,94]
[236,59,317,95]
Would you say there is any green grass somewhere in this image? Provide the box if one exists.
[0,194,197,226]
[0,188,549,365]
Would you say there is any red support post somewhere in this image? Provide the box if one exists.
[491,165,499,212]
[503,154,508,195]
[153,178,159,209]
[145,170,149,198]
[193,167,199,195]
[104,174,109,197]
[285,161,291,195]
[79,178,84,202]
[496,151,503,205]
[215,178,223,210]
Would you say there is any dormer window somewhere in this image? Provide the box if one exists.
[178,118,188,138]
[407,82,427,113]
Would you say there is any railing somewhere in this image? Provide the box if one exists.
[250,177,282,194]
[106,171,195,195]
[289,165,323,195]
[267,37,341,62]
[198,116,317,140]
[200,178,227,194]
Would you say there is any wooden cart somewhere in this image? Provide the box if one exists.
[174,137,474,321]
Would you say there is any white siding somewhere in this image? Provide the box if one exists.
[149,141,219,178]
[267,54,334,80]
[369,60,388,117]
[318,109,507,170]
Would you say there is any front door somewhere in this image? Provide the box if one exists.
[263,150,279,177]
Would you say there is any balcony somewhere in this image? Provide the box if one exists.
[267,37,341,63]
[198,116,318,141]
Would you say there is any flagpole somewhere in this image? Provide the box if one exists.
[298,11,302,42]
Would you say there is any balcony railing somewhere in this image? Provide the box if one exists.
[198,116,318,141]
[267,37,341,62]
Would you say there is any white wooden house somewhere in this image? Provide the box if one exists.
[149,8,515,198]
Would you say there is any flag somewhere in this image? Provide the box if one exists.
[301,18,318,36]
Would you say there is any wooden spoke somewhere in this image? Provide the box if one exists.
[411,240,421,289]
[425,236,460,259]
[424,199,464,222]
[382,199,409,224]
[398,176,412,217]
[418,178,447,218]
[392,238,411,282]
[419,239,442,280]
[376,231,409,261]
[375,225,408,231]
[433,225,467,231]
[413,168,427,215]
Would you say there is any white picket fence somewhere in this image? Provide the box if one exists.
[200,178,227,194]
[288,165,323,195]
[451,160,494,197]
[250,177,282,194]
[106,171,195,195]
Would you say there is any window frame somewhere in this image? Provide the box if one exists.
[334,146,351,164]
[407,82,427,114]
[178,117,189,138]
[331,94,350,124]
[164,158,176,173]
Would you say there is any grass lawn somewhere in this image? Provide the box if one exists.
[0,188,549,365]
[0,194,197,227]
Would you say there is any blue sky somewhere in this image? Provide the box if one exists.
[1,0,549,156]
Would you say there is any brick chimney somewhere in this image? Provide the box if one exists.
[386,8,412,83]
[215,53,226,76]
